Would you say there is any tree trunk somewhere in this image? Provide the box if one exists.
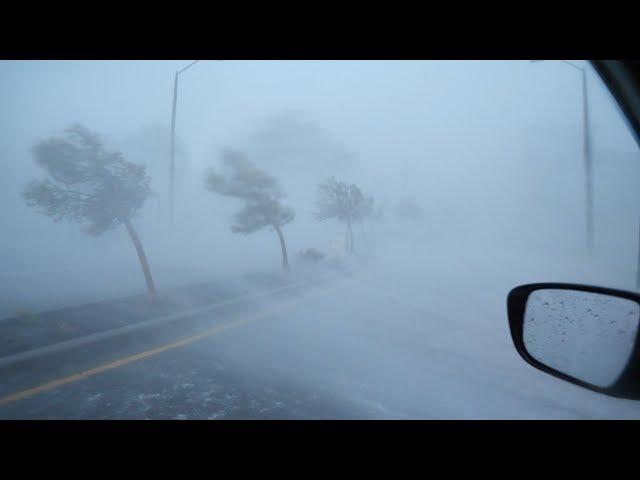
[347,219,355,254]
[124,218,156,295]
[345,222,350,254]
[274,224,289,271]
[345,222,349,254]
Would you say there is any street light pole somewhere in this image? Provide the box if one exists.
[532,60,594,253]
[169,60,199,231]
[169,71,179,230]
[580,66,594,253]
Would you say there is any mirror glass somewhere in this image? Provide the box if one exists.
[523,289,640,388]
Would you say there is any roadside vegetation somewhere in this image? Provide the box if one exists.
[315,177,374,254]
[204,148,295,271]
[23,125,157,295]
[21,123,380,301]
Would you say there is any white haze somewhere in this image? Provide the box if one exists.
[1,60,640,418]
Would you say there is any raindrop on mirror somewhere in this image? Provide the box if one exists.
[523,289,640,388]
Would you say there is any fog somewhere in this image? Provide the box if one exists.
[2,60,640,418]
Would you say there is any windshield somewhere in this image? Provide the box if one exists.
[1,60,639,419]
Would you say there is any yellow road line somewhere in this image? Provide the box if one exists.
[0,287,332,408]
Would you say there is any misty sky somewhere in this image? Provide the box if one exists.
[1,60,639,316]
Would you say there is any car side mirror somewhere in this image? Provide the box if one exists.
[507,283,640,400]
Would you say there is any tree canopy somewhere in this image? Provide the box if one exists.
[23,124,156,294]
[315,177,373,224]
[24,124,151,236]
[205,148,294,234]
[315,177,373,254]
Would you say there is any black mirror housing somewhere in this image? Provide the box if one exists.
[508,283,640,400]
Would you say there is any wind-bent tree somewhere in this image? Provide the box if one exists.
[23,125,156,294]
[204,149,295,270]
[315,177,373,254]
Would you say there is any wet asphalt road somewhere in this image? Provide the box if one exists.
[0,277,368,419]
[2,270,640,419]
